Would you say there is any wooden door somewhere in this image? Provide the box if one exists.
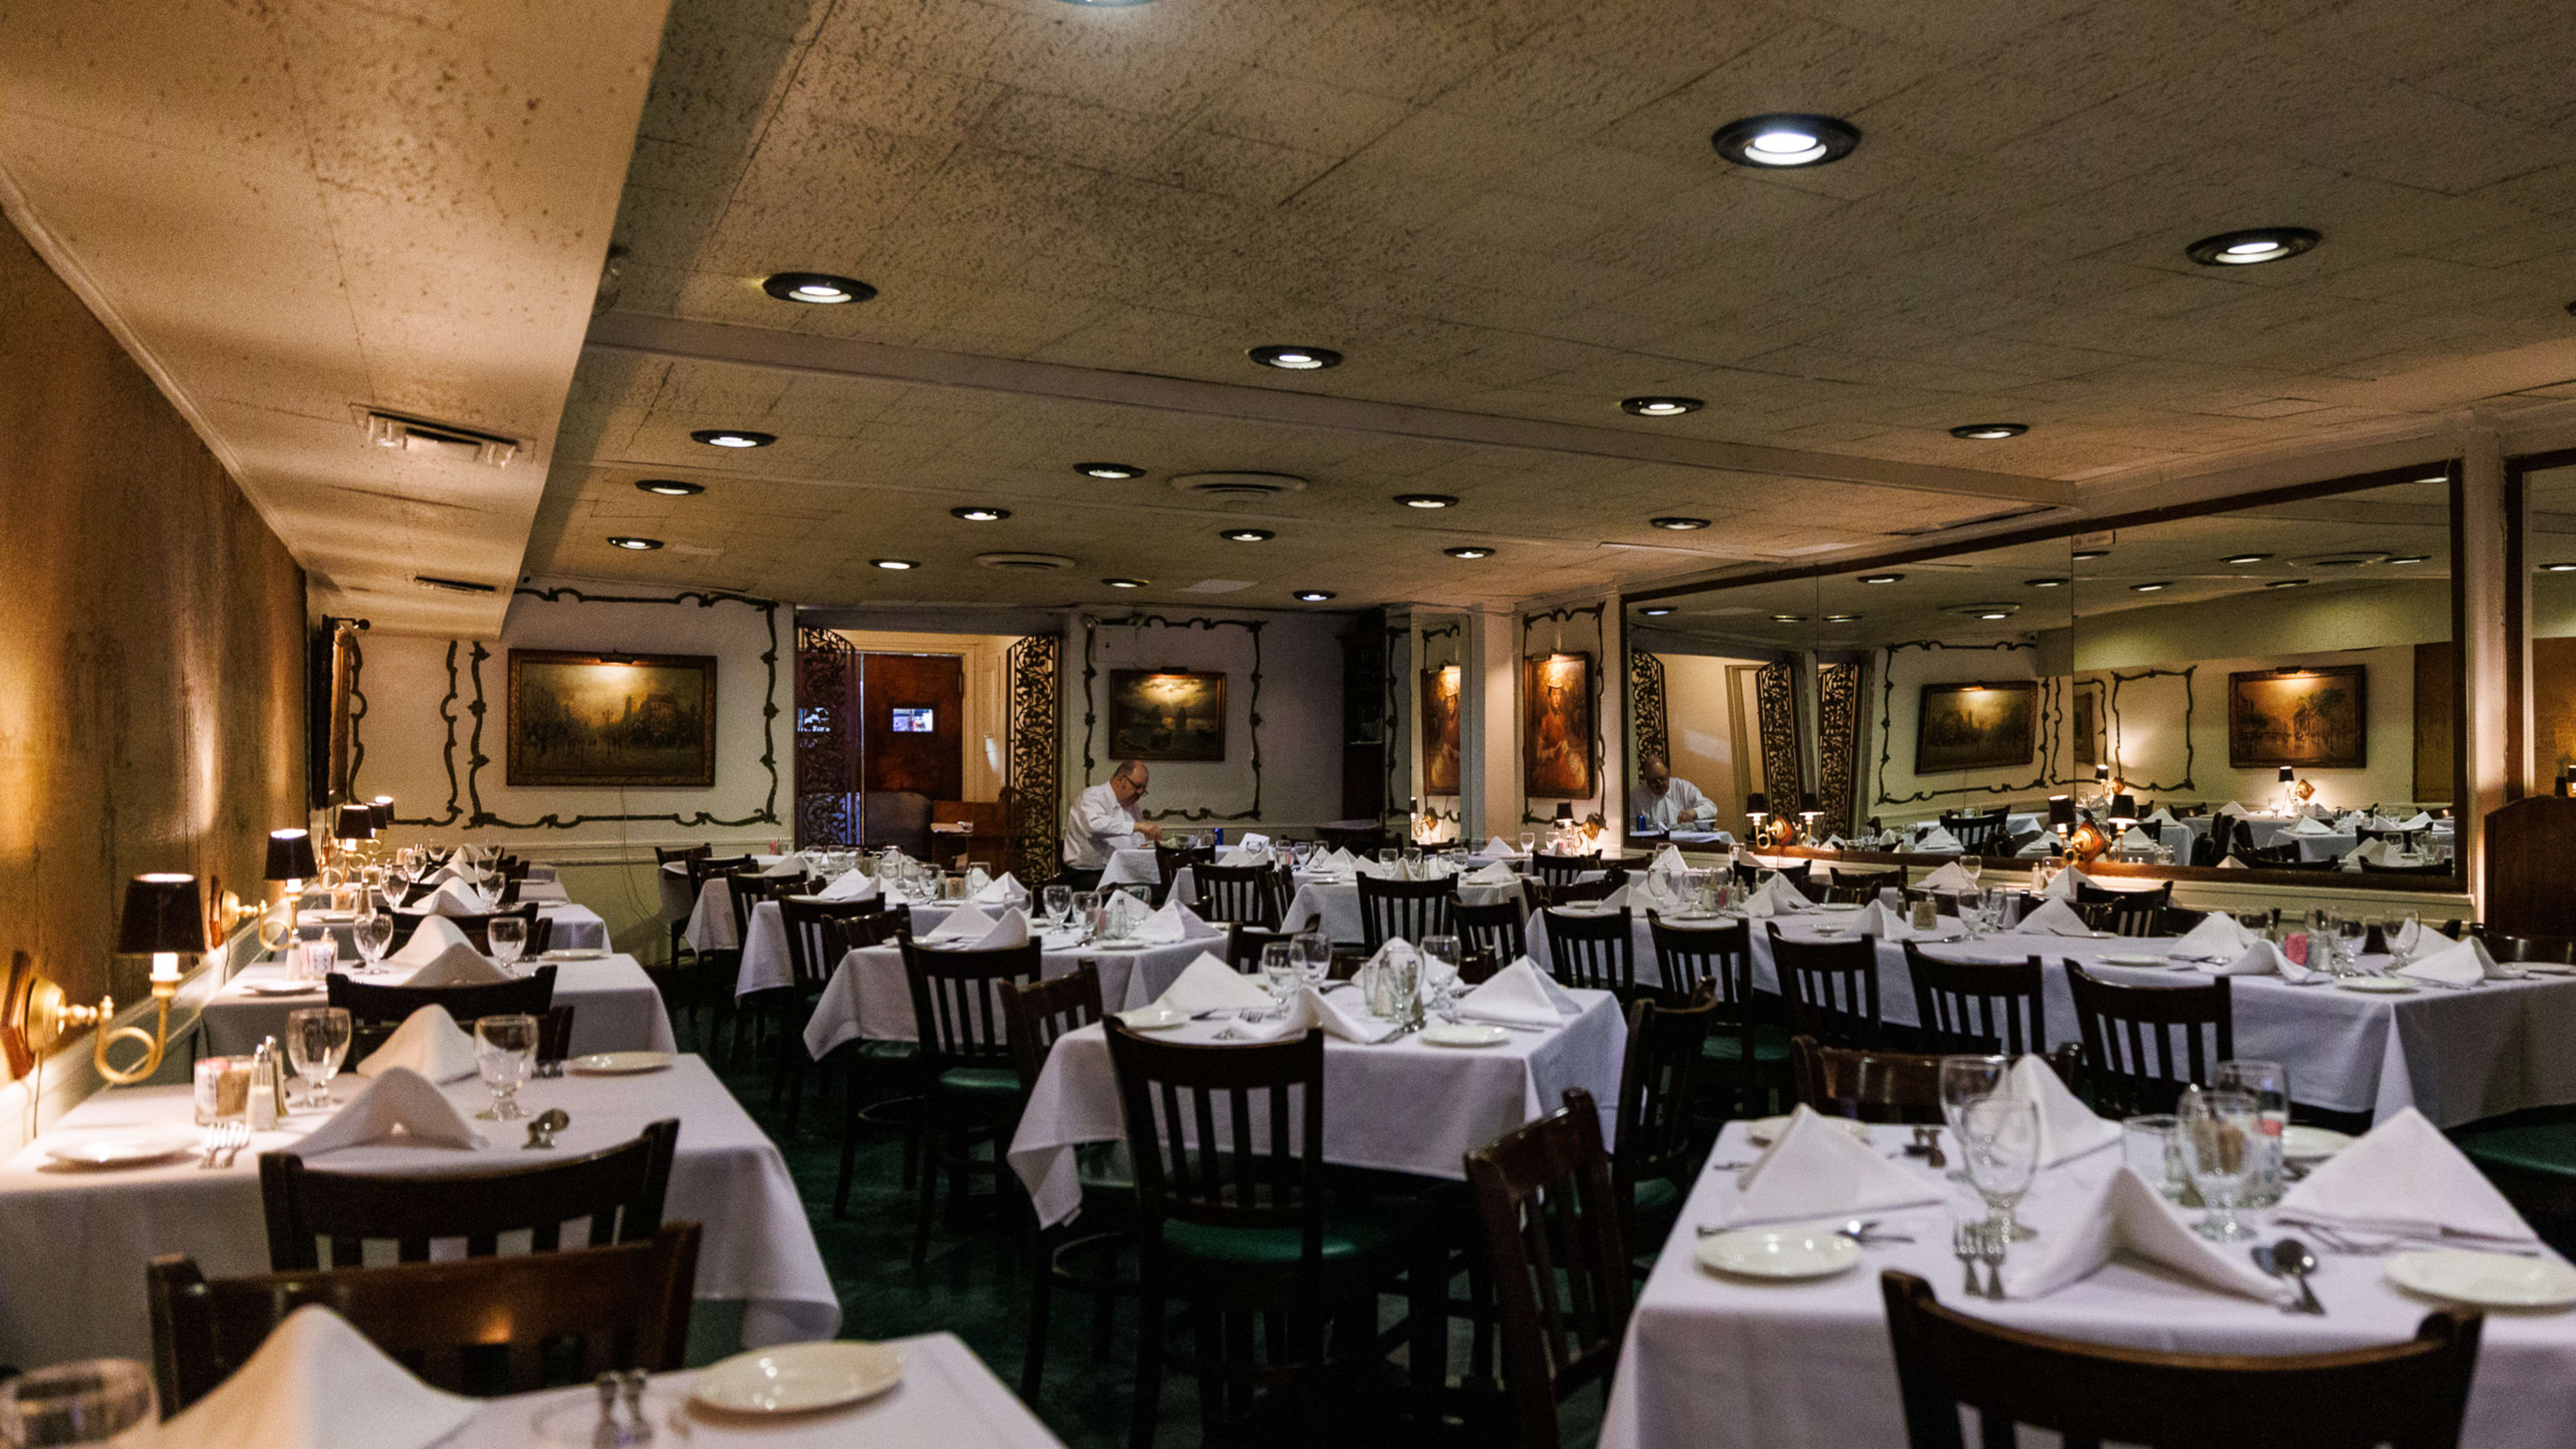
[861,653,964,799]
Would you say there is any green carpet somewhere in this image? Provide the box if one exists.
[678,1011,1606,1448]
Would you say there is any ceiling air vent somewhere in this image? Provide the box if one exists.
[1168,471,1309,500]
[414,574,499,594]
[354,407,521,467]
[975,553,1078,571]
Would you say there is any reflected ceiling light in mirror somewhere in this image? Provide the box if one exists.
[1444,545,1495,559]
[2388,555,2430,565]
[2544,562,2576,573]
[1218,527,1275,542]
[1639,606,1675,616]
[1650,516,1711,530]
[636,479,703,496]
[606,536,662,551]
[2130,581,2171,592]
[1075,462,1146,480]
[1859,574,1904,584]
[761,272,875,304]
[1621,396,1703,417]
[1248,345,1340,370]
[1711,113,1860,168]
[2222,553,2272,564]
[1103,577,1148,588]
[1291,589,1336,602]
[2265,578,2309,588]
[691,429,773,448]
[870,558,918,570]
[2025,577,2068,588]
[1949,423,2027,440]
[1945,602,2020,621]
[2071,548,2108,561]
[2186,227,2320,266]
[951,506,1010,521]
[1770,613,1807,623]
[1395,494,1457,508]
[1823,613,1859,623]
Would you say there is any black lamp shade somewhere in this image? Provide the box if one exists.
[2048,795,2076,829]
[369,796,394,829]
[1799,792,1820,814]
[2094,764,2110,782]
[2279,767,2296,783]
[1554,802,1574,821]
[1746,792,1768,814]
[2109,794,2139,822]
[264,829,319,881]
[117,873,206,955]
[333,804,376,841]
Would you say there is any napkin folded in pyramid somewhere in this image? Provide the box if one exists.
[1099,851,1161,886]
[1917,861,1976,892]
[1649,844,1688,875]
[157,1304,477,1449]
[2211,939,2328,983]
[1462,860,1517,886]
[1721,1106,1945,1228]
[2398,811,2434,830]
[1851,900,1925,941]
[2273,1107,2538,1248]
[2169,912,2261,962]
[1137,898,1218,945]
[2217,800,2251,817]
[2116,826,2159,852]
[971,870,1028,906]
[1913,826,1964,853]
[2039,866,2090,899]
[1153,953,1275,1012]
[2008,1054,2121,1166]
[1203,982,1404,1044]
[818,870,881,903]
[2015,835,2055,857]
[1743,874,1813,918]
[1215,847,1267,867]
[1352,857,1397,879]
[2341,839,2390,870]
[1455,958,1579,1028]
[922,904,999,945]
[1236,832,1271,851]
[2398,934,2516,987]
[2291,816,2337,836]
[2143,808,2179,826]
[1320,846,1358,872]
[351,1007,481,1083]
[414,879,490,917]
[400,944,508,987]
[760,855,810,877]
[1483,835,1518,859]
[2001,1167,2290,1303]
[2217,854,2252,869]
[386,914,476,965]
[297,1065,486,1154]
[2015,898,2095,936]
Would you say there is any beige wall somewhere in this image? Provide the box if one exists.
[830,629,1020,803]
[1654,651,1763,826]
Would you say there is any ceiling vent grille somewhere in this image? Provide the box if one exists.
[975,552,1077,571]
[354,407,521,466]
[1168,471,1308,500]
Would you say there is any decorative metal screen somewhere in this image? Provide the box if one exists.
[794,627,857,847]
[1756,660,1804,811]
[1817,660,1864,832]
[1004,633,1062,885]
[1629,649,1668,769]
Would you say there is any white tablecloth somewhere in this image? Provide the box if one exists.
[1601,1120,2576,1449]
[202,956,680,1057]
[0,1055,834,1368]
[1008,989,1629,1228]
[800,927,1226,1057]
[676,855,797,951]
[313,902,607,955]
[1280,873,1529,944]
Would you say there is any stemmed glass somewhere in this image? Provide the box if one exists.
[353,907,394,974]
[1377,848,1400,870]
[1258,943,1298,1017]
[2335,914,2370,975]
[472,1014,539,1120]
[2179,1087,2261,1241]
[1957,888,1987,941]
[1960,1093,2041,1244]
[1291,930,1332,990]
[1042,884,1072,929]
[1518,831,1536,857]
[284,1006,352,1111]
[1937,1055,2008,1186]
[487,914,529,972]
[1417,934,1461,1015]
[2387,909,2420,968]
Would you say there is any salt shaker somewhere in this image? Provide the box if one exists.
[247,1041,280,1131]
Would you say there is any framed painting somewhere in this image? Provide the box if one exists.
[2229,665,2365,769]
[1523,652,1594,798]
[1421,665,1462,794]
[1108,669,1227,761]
[1915,680,2037,773]
[506,649,716,787]
[2072,680,2104,771]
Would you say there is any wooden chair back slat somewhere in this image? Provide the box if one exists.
[778,896,891,996]
[1614,993,1715,1202]
[1454,900,1528,983]
[1904,945,2047,1056]
[1768,924,1882,1048]
[326,968,559,1059]
[1790,1036,1948,1124]
[1004,965,1104,1094]
[1356,875,1456,952]
[1106,1022,1324,1242]
[1191,863,1285,928]
[900,939,1044,1072]
[1463,1088,1631,1449]
[1540,907,1639,997]
[2065,964,2233,1117]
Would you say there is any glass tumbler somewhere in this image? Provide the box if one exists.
[0,1359,155,1449]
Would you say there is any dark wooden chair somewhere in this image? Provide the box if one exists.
[2065,963,2233,1117]
[1903,945,2047,1055]
[1191,863,1285,928]
[2471,928,2576,965]
[1222,923,1295,975]
[1462,1087,1629,1449]
[389,902,538,954]
[901,938,1046,1263]
[1454,900,1527,983]
[1824,868,1905,905]
[1648,914,1787,1121]
[257,1118,678,1271]
[769,896,895,1134]
[1527,853,1609,890]
[1356,875,1456,952]
[678,853,757,1052]
[2152,905,2210,934]
[1538,906,1640,998]
[827,910,924,1218]
[1105,1021,1440,1449]
[1610,993,1713,1265]
[1880,1270,2481,1449]
[1733,859,1807,892]
[1766,924,1883,1048]
[1790,1036,1948,1124]
[2078,893,2169,938]
[326,967,558,1058]
[859,790,934,859]
[149,1225,700,1409]
[1941,812,2010,855]
[1150,845,1187,908]
[1003,965,1138,1399]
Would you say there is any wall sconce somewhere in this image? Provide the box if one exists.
[326,802,376,882]
[13,874,206,1085]
[258,828,319,952]
[2047,794,2076,843]
[368,795,394,831]
[2108,793,2139,828]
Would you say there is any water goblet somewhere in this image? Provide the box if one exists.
[2178,1087,2261,1241]
[487,914,529,971]
[2387,909,2420,968]
[472,1014,540,1121]
[1957,888,1987,941]
[1960,856,1983,888]
[1417,934,1460,1012]
[354,907,394,973]
[1291,930,1332,989]
[1259,943,1297,1015]
[1960,1092,2041,1243]
[1042,884,1072,928]
[284,1006,352,1111]
[1937,1055,2008,1187]
[2334,914,2369,975]
[1377,848,1399,869]
[1518,832,1536,857]
[2214,1059,2290,1206]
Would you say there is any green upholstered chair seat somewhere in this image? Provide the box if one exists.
[1631,1175,1682,1221]
[1702,1024,1794,1063]
[2451,1105,2576,1182]
[934,1065,1023,1099]
[1160,1202,1407,1266]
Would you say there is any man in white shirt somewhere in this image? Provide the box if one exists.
[1061,759,1163,889]
[1633,753,1717,830]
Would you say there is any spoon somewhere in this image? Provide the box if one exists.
[2274,1237,2326,1314]
[525,1108,571,1150]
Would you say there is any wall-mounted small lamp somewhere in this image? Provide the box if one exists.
[16,874,205,1085]
[257,828,319,952]
[2047,794,2076,838]
[2108,794,2139,828]
[368,795,395,831]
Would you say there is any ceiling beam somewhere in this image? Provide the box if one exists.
[583,312,2074,507]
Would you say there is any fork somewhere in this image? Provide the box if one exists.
[1977,1222,2008,1300]
[220,1120,252,1169]
[1952,1222,1985,1299]
[197,1126,225,1169]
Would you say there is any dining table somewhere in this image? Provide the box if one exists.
[800,922,1226,1058]
[0,1054,836,1369]
[1599,1118,2576,1449]
[309,900,609,954]
[199,953,681,1057]
[1275,868,1533,946]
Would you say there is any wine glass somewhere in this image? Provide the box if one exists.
[2387,909,2420,968]
[2335,914,2370,975]
[1417,934,1460,1012]
[1377,848,1399,869]
[2179,1087,2261,1241]
[354,907,394,973]
[1518,831,1536,857]
[1937,1055,2008,1186]
[487,914,528,971]
[1042,883,1072,928]
[1957,888,1986,941]
[284,1006,352,1110]
[2214,1060,2290,1207]
[1960,855,1983,888]
[1960,1093,2041,1243]
[1259,943,1297,1014]
[472,1014,539,1120]
[1291,930,1332,989]
[0,1358,156,1448]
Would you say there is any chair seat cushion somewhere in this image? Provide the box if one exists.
[1631,1175,1682,1221]
[934,1066,1022,1100]
[1161,1201,1409,1267]
[2451,1106,2576,1182]
[1702,1023,1794,1063]
[851,1038,917,1063]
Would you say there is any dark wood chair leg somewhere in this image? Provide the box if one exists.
[1023,1228,1056,1399]
[912,1107,944,1264]
[1129,1259,1166,1449]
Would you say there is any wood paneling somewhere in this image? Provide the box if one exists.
[861,653,962,800]
[0,219,305,1047]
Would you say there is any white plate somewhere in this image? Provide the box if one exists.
[1745,1115,1874,1147]
[1813,902,1862,913]
[2387,1248,2576,1309]
[2336,977,2419,994]
[2282,1125,2355,1161]
[2100,953,2167,967]
[44,1133,201,1169]
[1811,926,1847,936]
[241,978,325,996]
[1695,1226,1862,1281]
[1419,1022,1510,1049]
[567,1051,675,1075]
[542,947,608,960]
[2522,963,2576,977]
[1114,1003,1191,1030]
[692,1341,905,1415]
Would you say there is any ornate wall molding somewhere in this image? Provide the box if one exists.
[1079,612,1265,822]
[794,627,857,847]
[2104,665,2198,793]
[1629,649,1668,769]
[1004,633,1063,882]
[1817,659,1865,829]
[1872,640,2063,806]
[1521,603,1608,824]
[1756,660,1804,809]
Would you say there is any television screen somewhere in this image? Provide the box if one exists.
[891,706,934,733]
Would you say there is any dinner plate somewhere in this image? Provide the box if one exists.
[2282,1125,2355,1161]
[541,947,608,960]
[1114,1003,1191,1030]
[2522,963,2576,977]
[241,978,324,996]
[44,1133,201,1169]
[1744,1115,1873,1147]
[2336,977,2419,994]
[1814,902,1862,913]
[1695,1226,1862,1281]
[2100,953,2167,967]
[2386,1248,2576,1309]
[568,1051,675,1075]
[1419,1022,1510,1049]
[692,1341,905,1414]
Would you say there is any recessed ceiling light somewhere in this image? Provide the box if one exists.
[2222,553,2272,565]
[1771,613,1808,623]
[2131,581,2171,592]
[1249,345,1340,370]
[1860,574,1904,585]
[871,558,918,570]
[1103,577,1148,588]
[2025,577,2068,588]
[1621,396,1703,417]
[2186,227,2320,267]
[636,479,704,496]
[2387,555,2430,565]
[1823,613,1860,623]
[1291,589,1336,602]
[1075,462,1146,480]
[1639,606,1675,617]
[2265,578,2309,588]
[607,536,662,551]
[1975,610,2013,621]
[2544,562,2576,573]
[951,506,1011,522]
[1710,113,1861,169]
[2072,549,2109,561]
[1395,493,1458,508]
[1949,423,2028,440]
[1219,528,1275,543]
[1445,546,1495,559]
[692,429,773,449]
[1650,516,1711,531]
[761,272,874,305]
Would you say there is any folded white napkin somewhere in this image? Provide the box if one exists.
[1323,847,1359,871]
[1137,898,1217,945]
[2039,866,2089,900]
[1455,957,1578,1028]
[296,1065,486,1154]
[351,1006,481,1083]
[818,870,881,903]
[2291,816,2336,836]
[1913,826,1964,853]
[1214,847,1263,867]
[971,869,1028,906]
[758,857,807,878]
[1648,844,1686,875]
[1236,833,1271,850]
[2273,1107,2538,1248]
[415,879,491,917]
[2143,808,2178,826]
[1722,1106,1945,1228]
[1105,890,1160,941]
[923,904,998,945]
[1743,874,1813,918]
[400,944,508,987]
[2002,1167,2290,1303]
[1850,900,1919,941]
[2116,826,2159,852]
[2398,811,2433,830]
[2212,939,2328,984]
[1484,835,1517,858]
[1297,983,1402,1043]
[2015,898,2094,936]
[2399,934,2516,987]
[1916,861,1974,892]
[2169,912,2260,962]
[1352,857,1396,879]
[386,915,475,965]
[2334,812,2365,832]
[1154,953,1275,1012]
[2218,800,2250,818]
[2218,854,2252,869]
[157,1303,477,1449]
[1099,850,1161,886]
[2015,835,2054,857]
[1462,860,1516,886]
[2009,1054,2121,1167]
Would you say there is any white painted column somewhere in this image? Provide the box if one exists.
[1600,590,1627,834]
[2460,424,2508,907]
[1460,607,1519,843]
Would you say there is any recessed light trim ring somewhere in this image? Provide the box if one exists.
[1621,396,1703,417]
[871,558,919,570]
[1218,528,1275,543]
[636,479,704,496]
[761,272,875,305]
[951,506,1012,521]
[1711,113,1861,169]
[1445,546,1495,559]
[608,536,663,551]
[1249,345,1340,370]
[1650,516,1711,531]
[2186,227,2320,267]
[1949,423,2028,440]
[1291,590,1336,602]
[1075,462,1147,480]
[691,429,775,449]
[1395,494,1458,508]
